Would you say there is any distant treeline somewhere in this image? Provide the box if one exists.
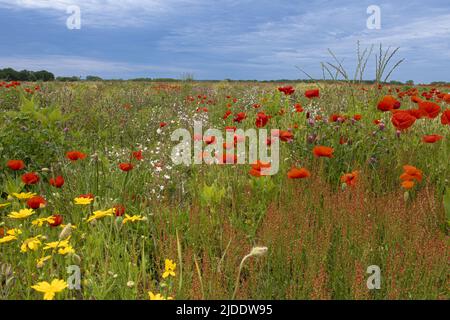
[0,68,55,81]
[1,68,448,85]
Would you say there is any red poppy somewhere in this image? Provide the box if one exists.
[159,122,167,128]
[279,130,294,142]
[294,103,303,112]
[400,165,422,183]
[278,86,295,95]
[7,159,25,171]
[418,101,441,118]
[114,204,126,217]
[249,161,271,177]
[225,126,236,132]
[27,196,46,209]
[443,94,450,104]
[408,109,427,119]
[66,151,87,161]
[287,167,310,179]
[49,214,63,227]
[49,175,65,188]
[79,193,94,199]
[377,95,400,112]
[132,150,143,161]
[313,146,334,158]
[223,110,232,119]
[422,134,443,143]
[21,172,40,185]
[340,171,359,187]
[119,163,134,172]
[391,111,416,130]
[411,95,422,104]
[255,112,270,128]
[440,109,450,125]
[353,114,362,121]
[233,112,247,123]
[204,136,216,145]
[304,89,320,99]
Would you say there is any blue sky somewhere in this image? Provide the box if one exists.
[0,0,449,82]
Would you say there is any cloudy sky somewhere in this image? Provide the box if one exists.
[0,0,449,82]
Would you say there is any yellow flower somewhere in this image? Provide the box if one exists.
[36,255,52,268]
[86,209,114,223]
[74,197,93,205]
[0,235,17,244]
[12,192,36,200]
[8,208,35,219]
[58,245,75,255]
[122,214,145,224]
[21,235,43,253]
[44,238,71,250]
[31,279,68,300]
[148,292,171,300]
[7,228,22,236]
[162,259,176,278]
[0,202,11,208]
[32,216,55,227]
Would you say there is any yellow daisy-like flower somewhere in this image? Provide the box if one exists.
[74,197,94,205]
[148,292,172,300]
[122,214,145,224]
[21,235,43,253]
[58,245,75,255]
[32,216,55,227]
[31,279,68,300]
[12,192,37,200]
[36,255,52,268]
[0,202,11,208]
[7,228,22,236]
[8,208,35,219]
[0,235,17,244]
[86,208,114,223]
[44,238,71,250]
[162,259,176,279]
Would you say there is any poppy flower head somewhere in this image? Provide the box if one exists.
[304,89,320,99]
[7,159,25,171]
[278,86,295,95]
[418,101,441,119]
[119,163,134,172]
[341,171,359,187]
[249,160,271,177]
[132,150,143,161]
[233,112,247,123]
[279,130,294,142]
[313,146,334,158]
[287,167,310,179]
[255,112,270,128]
[441,109,450,125]
[49,214,63,227]
[391,111,416,131]
[377,95,400,112]
[422,134,443,144]
[22,172,40,185]
[400,165,423,183]
[114,204,126,217]
[27,196,46,209]
[49,176,65,188]
[66,151,87,161]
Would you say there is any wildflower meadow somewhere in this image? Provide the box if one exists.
[0,75,448,300]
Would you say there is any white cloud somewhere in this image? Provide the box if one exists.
[0,0,203,27]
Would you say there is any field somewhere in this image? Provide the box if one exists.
[0,80,449,300]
